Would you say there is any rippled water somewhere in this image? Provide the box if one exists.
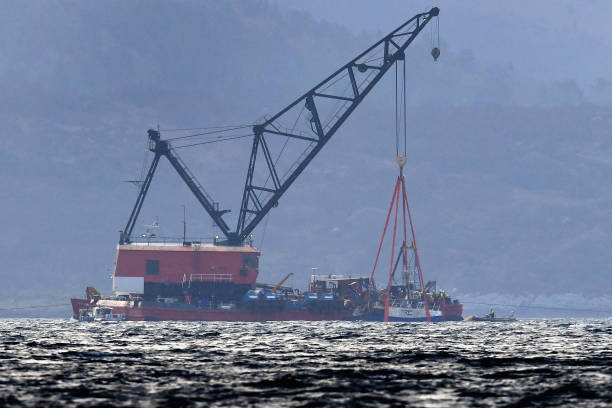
[0,319,610,407]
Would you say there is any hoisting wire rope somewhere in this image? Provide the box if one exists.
[430,11,434,49]
[403,57,407,157]
[161,124,253,132]
[395,56,408,157]
[392,19,419,158]
[437,14,440,49]
[165,124,253,141]
[172,133,254,149]
[429,12,440,61]
[429,10,439,49]
[395,61,399,157]
[393,50,409,158]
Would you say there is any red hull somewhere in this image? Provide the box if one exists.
[71,298,352,322]
[441,302,463,321]
[71,298,90,315]
[125,307,351,322]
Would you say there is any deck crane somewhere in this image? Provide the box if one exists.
[119,7,440,246]
[272,273,294,294]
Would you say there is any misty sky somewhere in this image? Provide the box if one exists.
[282,0,612,87]
[1,1,611,311]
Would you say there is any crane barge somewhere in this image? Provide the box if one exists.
[71,6,462,322]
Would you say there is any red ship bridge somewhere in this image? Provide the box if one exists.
[113,242,259,302]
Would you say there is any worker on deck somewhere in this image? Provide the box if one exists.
[490,308,495,318]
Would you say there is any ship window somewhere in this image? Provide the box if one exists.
[146,259,159,275]
[242,254,258,269]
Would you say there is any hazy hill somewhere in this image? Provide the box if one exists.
[1,1,610,312]
[284,0,612,89]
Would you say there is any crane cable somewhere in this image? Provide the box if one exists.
[161,124,253,133]
[395,57,408,158]
[166,124,253,142]
[430,11,440,50]
[403,57,407,157]
[172,133,253,149]
[395,62,399,157]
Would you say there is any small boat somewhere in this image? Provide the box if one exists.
[78,306,125,322]
[77,309,94,322]
[465,311,516,322]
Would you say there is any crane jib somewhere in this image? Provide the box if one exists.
[236,7,440,244]
[119,7,440,246]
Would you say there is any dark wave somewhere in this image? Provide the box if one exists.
[0,319,610,407]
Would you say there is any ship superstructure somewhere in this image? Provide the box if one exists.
[113,242,259,302]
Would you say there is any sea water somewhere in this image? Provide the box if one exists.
[0,319,610,407]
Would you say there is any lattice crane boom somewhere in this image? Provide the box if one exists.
[235,7,439,244]
[120,7,440,246]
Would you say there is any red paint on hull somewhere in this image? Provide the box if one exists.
[71,298,90,316]
[441,301,463,320]
[71,299,352,322]
[125,307,351,322]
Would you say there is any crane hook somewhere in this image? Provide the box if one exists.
[431,47,440,61]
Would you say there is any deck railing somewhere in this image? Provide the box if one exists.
[188,273,233,287]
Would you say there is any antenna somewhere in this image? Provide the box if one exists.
[182,204,186,243]
[143,217,160,240]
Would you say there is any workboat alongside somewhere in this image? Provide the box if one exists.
[466,312,516,322]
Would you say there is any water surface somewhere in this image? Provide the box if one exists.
[0,319,610,407]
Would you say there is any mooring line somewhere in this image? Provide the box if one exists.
[0,303,68,311]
